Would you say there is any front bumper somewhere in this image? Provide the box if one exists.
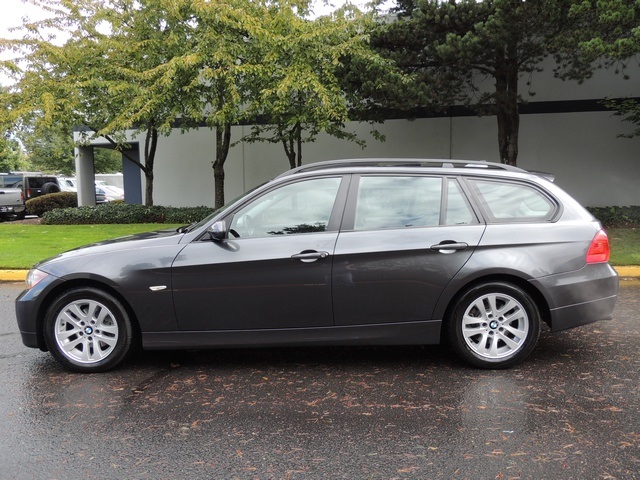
[15,273,61,351]
[530,263,619,332]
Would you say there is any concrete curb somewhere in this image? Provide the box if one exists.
[0,270,29,282]
[616,266,640,279]
[1,267,639,283]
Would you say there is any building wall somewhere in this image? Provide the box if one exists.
[145,109,638,208]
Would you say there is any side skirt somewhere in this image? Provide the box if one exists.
[142,320,442,350]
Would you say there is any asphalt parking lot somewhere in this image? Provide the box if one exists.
[0,281,638,479]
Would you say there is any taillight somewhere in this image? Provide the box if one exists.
[586,229,610,264]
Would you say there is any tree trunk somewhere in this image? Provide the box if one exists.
[494,45,520,166]
[214,122,232,209]
[283,139,296,169]
[144,125,158,206]
[282,125,297,169]
[296,122,303,168]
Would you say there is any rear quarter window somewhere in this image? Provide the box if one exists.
[468,179,557,222]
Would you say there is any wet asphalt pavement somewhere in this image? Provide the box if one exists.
[0,281,638,480]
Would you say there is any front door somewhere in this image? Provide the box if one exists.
[172,176,345,331]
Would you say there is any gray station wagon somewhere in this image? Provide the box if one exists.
[16,159,618,372]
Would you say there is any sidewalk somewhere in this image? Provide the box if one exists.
[1,267,639,283]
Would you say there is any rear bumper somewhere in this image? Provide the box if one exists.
[0,205,26,217]
[530,263,619,332]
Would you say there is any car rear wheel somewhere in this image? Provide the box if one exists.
[448,282,541,369]
[44,287,134,373]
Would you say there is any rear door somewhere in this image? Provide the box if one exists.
[332,175,485,326]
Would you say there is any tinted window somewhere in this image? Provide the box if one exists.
[470,179,556,222]
[27,177,57,188]
[230,177,341,238]
[355,176,442,230]
[445,179,476,225]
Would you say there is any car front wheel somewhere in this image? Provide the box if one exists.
[44,287,134,373]
[448,282,541,369]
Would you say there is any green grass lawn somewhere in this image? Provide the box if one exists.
[0,224,637,270]
[0,223,180,269]
[607,227,640,266]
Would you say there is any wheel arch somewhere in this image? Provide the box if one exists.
[35,278,142,352]
[439,273,551,342]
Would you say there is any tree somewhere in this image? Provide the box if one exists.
[241,4,385,169]
[372,0,581,166]
[1,0,199,205]
[0,136,29,172]
[184,0,274,208]
[553,0,640,138]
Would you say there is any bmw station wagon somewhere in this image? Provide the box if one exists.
[16,159,618,372]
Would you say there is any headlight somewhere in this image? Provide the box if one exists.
[26,269,49,289]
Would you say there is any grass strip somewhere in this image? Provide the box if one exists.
[607,227,640,266]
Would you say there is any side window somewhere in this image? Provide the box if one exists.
[470,179,556,222]
[355,176,442,230]
[445,179,476,225]
[230,177,341,238]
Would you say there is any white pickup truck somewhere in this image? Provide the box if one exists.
[0,188,26,220]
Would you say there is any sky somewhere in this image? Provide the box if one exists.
[1,1,47,38]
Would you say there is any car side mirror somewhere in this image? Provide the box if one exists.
[207,221,227,241]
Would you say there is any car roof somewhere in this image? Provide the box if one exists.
[275,158,554,182]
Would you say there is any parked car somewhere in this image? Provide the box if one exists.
[94,187,109,204]
[2,174,61,200]
[95,180,124,201]
[0,187,26,221]
[15,159,618,373]
[58,177,78,193]
[61,177,122,202]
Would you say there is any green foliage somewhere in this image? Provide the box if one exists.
[0,135,30,172]
[603,98,640,139]
[372,0,580,166]
[555,0,640,78]
[42,203,214,225]
[241,4,388,169]
[587,206,640,228]
[607,227,640,266]
[26,192,78,217]
[552,0,639,138]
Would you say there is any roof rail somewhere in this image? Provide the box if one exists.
[276,158,527,178]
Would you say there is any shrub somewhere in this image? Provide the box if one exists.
[42,203,215,225]
[26,192,78,217]
[587,206,640,228]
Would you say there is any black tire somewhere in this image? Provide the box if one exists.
[44,287,134,373]
[447,282,541,369]
[42,182,61,194]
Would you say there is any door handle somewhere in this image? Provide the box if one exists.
[291,251,329,263]
[430,242,469,253]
